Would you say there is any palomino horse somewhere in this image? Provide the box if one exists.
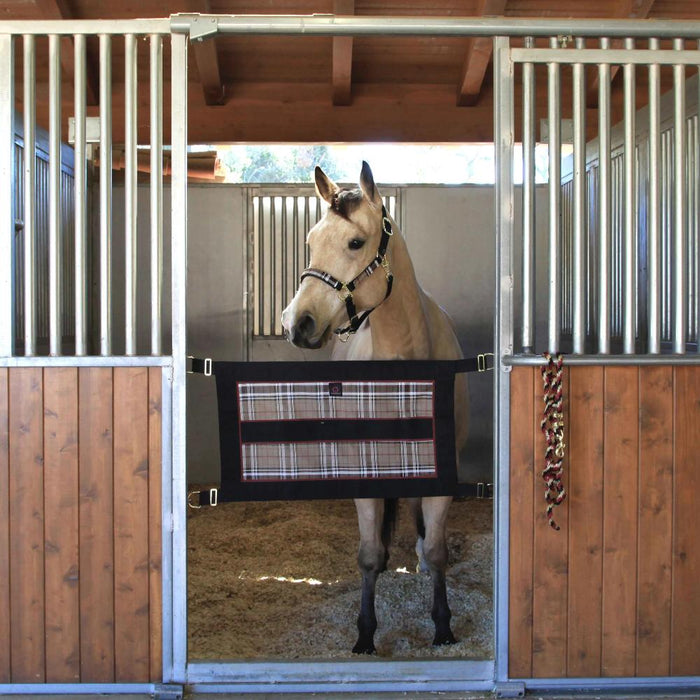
[281,162,468,654]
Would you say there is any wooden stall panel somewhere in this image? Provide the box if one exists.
[9,368,45,683]
[43,368,80,682]
[0,369,9,683]
[78,368,115,682]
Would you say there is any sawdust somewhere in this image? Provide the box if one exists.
[187,497,493,661]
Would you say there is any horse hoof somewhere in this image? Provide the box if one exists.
[432,631,457,647]
[352,641,377,655]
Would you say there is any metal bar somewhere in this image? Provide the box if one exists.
[492,34,513,685]
[170,30,189,685]
[150,34,163,356]
[22,34,36,356]
[257,197,264,336]
[648,38,661,353]
[0,19,170,34]
[572,37,586,354]
[170,14,700,39]
[695,51,700,351]
[270,196,276,337]
[547,36,561,354]
[74,33,87,356]
[0,34,13,357]
[48,33,61,356]
[623,37,636,354]
[521,36,535,354]
[99,34,112,356]
[511,47,700,65]
[598,37,611,354]
[673,37,687,354]
[504,353,700,366]
[281,195,288,335]
[125,33,138,356]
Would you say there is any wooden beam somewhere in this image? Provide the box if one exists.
[586,0,657,107]
[457,0,508,107]
[332,0,354,106]
[188,0,225,106]
[33,0,99,106]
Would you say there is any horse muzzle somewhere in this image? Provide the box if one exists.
[284,312,328,349]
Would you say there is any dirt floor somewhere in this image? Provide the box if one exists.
[187,497,493,661]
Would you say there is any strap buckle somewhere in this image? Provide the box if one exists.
[187,487,218,509]
[337,284,353,302]
[477,353,494,372]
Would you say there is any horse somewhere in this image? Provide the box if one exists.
[281,161,469,654]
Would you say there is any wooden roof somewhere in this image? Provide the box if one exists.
[4,0,700,143]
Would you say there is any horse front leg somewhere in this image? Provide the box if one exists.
[352,498,387,654]
[421,495,457,646]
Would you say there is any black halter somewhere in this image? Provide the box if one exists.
[300,205,394,339]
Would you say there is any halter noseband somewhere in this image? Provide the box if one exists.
[300,205,394,339]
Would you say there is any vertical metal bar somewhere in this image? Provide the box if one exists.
[648,38,661,353]
[48,34,62,356]
[547,36,561,353]
[270,196,276,337]
[280,195,288,335]
[23,35,36,356]
[74,34,87,356]
[572,37,586,354]
[99,34,112,356]
[150,34,163,356]
[493,34,513,686]
[257,197,264,336]
[673,37,687,354]
[521,36,535,354]
[598,37,611,354]
[170,30,188,686]
[695,51,700,351]
[124,33,138,356]
[623,37,636,354]
[0,34,13,357]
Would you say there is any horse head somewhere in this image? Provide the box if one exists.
[281,161,393,348]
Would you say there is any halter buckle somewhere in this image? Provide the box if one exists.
[337,284,353,302]
[380,255,392,279]
[382,216,394,235]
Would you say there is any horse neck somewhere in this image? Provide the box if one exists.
[368,230,431,360]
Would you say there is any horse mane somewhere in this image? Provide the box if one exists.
[330,187,364,220]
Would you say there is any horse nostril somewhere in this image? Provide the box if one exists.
[295,313,316,340]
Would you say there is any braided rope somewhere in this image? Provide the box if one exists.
[540,352,567,530]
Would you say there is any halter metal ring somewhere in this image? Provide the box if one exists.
[337,284,353,302]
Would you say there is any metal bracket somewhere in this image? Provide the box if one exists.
[190,14,220,42]
[476,482,494,499]
[495,681,526,698]
[187,487,218,509]
[154,684,184,700]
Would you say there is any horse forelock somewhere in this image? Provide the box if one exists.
[329,187,364,220]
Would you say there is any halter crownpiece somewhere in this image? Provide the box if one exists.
[300,204,394,339]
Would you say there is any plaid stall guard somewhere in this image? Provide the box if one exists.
[206,359,464,501]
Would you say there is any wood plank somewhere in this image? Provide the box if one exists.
[532,366,569,677]
[0,369,9,683]
[9,367,45,682]
[43,368,80,682]
[332,0,354,106]
[601,366,638,677]
[637,366,673,676]
[509,367,535,678]
[148,367,163,681]
[671,366,700,675]
[113,367,151,682]
[78,367,115,682]
[566,366,604,677]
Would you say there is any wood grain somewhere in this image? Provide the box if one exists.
[0,369,9,682]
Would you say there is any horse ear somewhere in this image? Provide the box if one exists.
[359,160,381,205]
[315,166,339,205]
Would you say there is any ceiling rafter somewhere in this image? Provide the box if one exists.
[586,0,657,107]
[189,0,226,105]
[332,0,354,106]
[34,0,99,105]
[456,0,508,107]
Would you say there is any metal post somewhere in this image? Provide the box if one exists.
[125,33,138,356]
[547,36,561,353]
[170,31,188,685]
[99,34,112,356]
[74,33,88,355]
[572,37,586,354]
[598,37,611,354]
[48,33,62,356]
[23,34,36,356]
[648,38,661,353]
[521,36,535,354]
[150,34,163,356]
[0,34,13,357]
[493,34,513,686]
[673,37,686,354]
[623,37,636,354]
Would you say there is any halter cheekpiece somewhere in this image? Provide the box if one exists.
[300,204,394,339]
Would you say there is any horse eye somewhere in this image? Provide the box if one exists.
[348,238,365,250]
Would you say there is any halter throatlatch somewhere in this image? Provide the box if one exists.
[300,204,394,339]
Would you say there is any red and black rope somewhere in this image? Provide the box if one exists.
[540,352,567,530]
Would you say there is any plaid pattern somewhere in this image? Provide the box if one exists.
[241,440,437,481]
[238,380,434,422]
